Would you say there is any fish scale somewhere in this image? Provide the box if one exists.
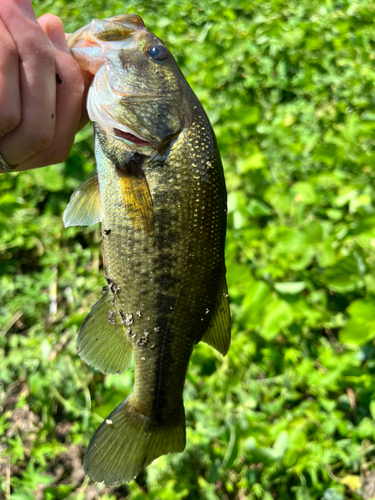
[63,14,230,484]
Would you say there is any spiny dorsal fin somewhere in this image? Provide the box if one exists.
[201,273,231,356]
[77,292,132,374]
[63,174,102,228]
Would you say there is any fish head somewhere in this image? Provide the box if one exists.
[69,15,191,152]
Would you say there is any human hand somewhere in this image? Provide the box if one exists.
[0,0,93,173]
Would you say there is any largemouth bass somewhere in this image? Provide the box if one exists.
[64,15,230,484]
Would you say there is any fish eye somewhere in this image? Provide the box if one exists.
[147,44,169,61]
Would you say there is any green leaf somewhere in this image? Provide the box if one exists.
[237,145,265,172]
[272,431,289,459]
[247,199,272,218]
[29,163,64,192]
[0,214,14,242]
[291,182,317,205]
[274,282,306,295]
[369,401,375,420]
[340,298,375,345]
[261,299,294,339]
[323,256,363,293]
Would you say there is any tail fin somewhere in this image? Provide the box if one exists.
[84,396,186,484]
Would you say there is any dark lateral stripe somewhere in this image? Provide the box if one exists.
[149,173,182,422]
[152,294,177,422]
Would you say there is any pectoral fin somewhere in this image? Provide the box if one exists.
[77,293,132,374]
[201,274,231,356]
[116,154,154,234]
[63,175,102,228]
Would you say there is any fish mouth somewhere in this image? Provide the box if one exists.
[113,128,152,147]
[68,17,146,75]
[68,16,145,51]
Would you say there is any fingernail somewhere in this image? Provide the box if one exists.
[15,0,36,20]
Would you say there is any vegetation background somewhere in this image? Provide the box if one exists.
[1,0,375,498]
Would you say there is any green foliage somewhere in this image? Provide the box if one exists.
[2,0,375,498]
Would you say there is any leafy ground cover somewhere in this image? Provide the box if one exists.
[1,0,375,498]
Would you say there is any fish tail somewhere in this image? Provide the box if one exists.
[83,396,186,484]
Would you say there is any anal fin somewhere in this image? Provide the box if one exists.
[201,273,231,356]
[63,174,102,228]
[77,293,132,374]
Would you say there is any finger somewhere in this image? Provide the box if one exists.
[39,16,93,130]
[0,17,21,139]
[14,15,88,171]
[0,0,56,165]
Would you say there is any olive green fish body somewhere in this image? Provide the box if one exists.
[64,15,230,484]
[97,108,226,415]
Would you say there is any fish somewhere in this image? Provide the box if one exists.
[63,14,230,484]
